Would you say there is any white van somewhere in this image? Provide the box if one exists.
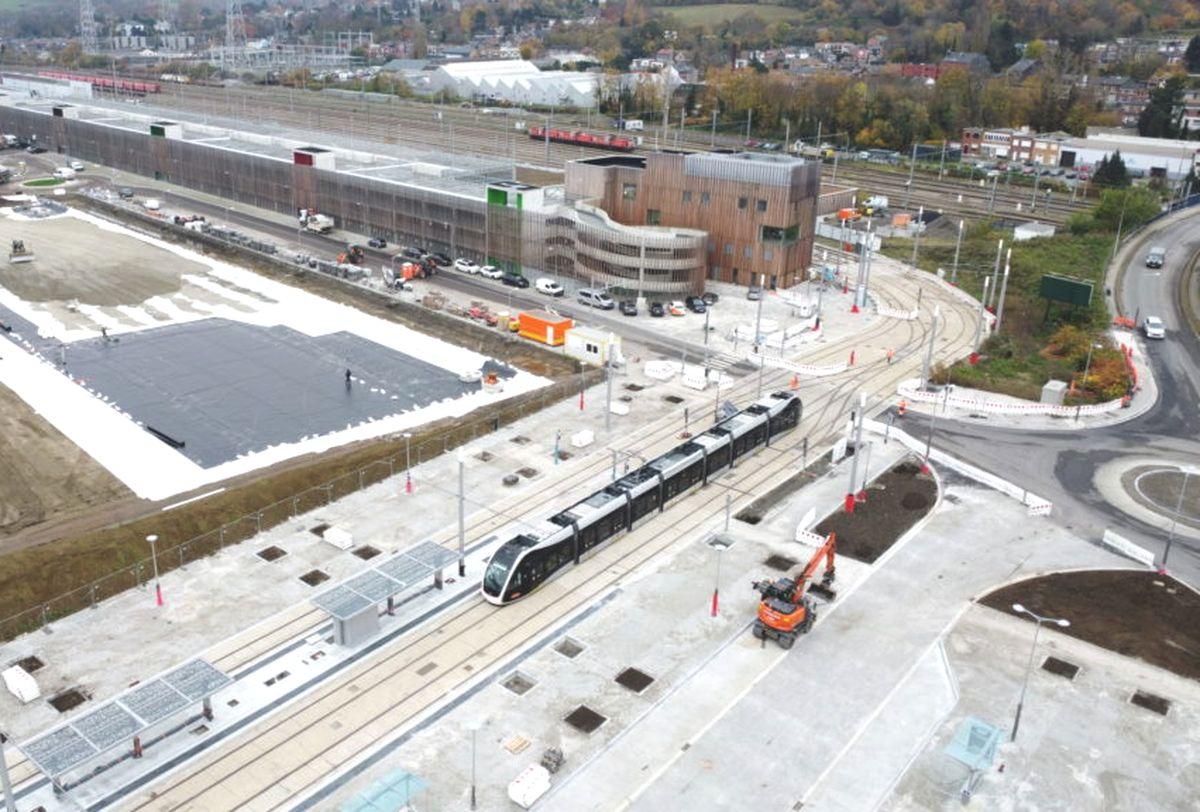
[52,167,75,180]
[535,277,564,296]
[577,288,615,309]
[142,198,161,211]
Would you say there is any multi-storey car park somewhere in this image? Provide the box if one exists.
[0,92,822,297]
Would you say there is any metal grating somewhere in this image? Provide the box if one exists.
[346,571,404,603]
[312,586,375,621]
[163,660,231,701]
[21,658,229,778]
[120,680,189,725]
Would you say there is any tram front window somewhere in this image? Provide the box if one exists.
[483,543,520,596]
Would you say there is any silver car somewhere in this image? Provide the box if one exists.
[1142,316,1165,339]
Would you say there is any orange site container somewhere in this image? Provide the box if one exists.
[518,310,573,346]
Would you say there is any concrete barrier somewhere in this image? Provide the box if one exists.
[1099,529,1155,567]
[897,378,1126,419]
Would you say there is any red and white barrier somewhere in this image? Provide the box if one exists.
[749,351,848,378]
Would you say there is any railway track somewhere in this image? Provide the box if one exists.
[90,82,1085,227]
[109,272,975,811]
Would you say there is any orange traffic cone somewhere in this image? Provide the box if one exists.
[789,373,800,390]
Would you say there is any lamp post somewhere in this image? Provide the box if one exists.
[0,729,14,812]
[1080,342,1101,391]
[754,273,766,396]
[457,452,466,576]
[403,432,413,494]
[1160,463,1200,572]
[1010,603,1070,742]
[950,219,964,286]
[147,534,163,607]
[710,534,728,617]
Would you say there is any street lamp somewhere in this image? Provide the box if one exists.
[1079,342,1102,392]
[403,432,413,494]
[1160,463,1200,572]
[147,534,163,607]
[1010,603,1069,742]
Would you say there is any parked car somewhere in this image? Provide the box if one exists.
[454,258,479,274]
[577,288,615,309]
[619,300,638,316]
[649,301,665,317]
[1142,316,1166,339]
[747,284,763,301]
[400,246,424,261]
[535,277,564,296]
[118,187,134,199]
[426,252,452,267]
[760,142,780,151]
[684,295,706,313]
[367,237,387,249]
[479,264,504,279]
[668,301,686,316]
[68,160,85,171]
[25,145,45,154]
[501,270,529,288]
[701,291,719,305]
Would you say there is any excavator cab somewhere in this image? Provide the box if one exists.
[751,534,837,650]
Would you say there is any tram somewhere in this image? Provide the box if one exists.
[482,391,801,605]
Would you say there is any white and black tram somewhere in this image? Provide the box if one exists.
[482,391,801,605]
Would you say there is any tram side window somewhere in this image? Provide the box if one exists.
[679,459,704,490]
[578,522,599,552]
[706,444,731,475]
[633,488,659,521]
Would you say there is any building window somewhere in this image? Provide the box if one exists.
[646,209,661,225]
[724,243,733,255]
[761,224,801,244]
[682,190,693,203]
[757,199,767,213]
[763,248,774,261]
[701,191,711,205]
[738,196,748,210]
[743,246,753,259]
[622,183,637,200]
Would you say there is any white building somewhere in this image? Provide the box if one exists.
[1062,133,1200,179]
[426,60,597,108]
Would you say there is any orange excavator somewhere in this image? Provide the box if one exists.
[751,533,837,649]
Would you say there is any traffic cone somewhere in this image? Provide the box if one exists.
[844,493,856,513]
[789,373,800,390]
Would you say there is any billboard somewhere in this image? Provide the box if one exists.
[1039,274,1094,307]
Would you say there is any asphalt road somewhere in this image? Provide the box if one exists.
[909,208,1200,586]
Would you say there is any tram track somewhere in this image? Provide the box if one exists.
[113,275,974,811]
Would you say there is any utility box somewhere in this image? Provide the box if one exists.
[1041,379,1068,405]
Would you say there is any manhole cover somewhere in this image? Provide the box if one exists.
[257,546,287,562]
[502,474,520,487]
[352,545,381,560]
[901,492,929,510]
[1042,656,1080,680]
[557,450,573,461]
[517,467,539,479]
[625,383,645,392]
[663,395,685,404]
[502,671,537,695]
[554,637,585,658]
[510,435,532,445]
[620,395,634,402]
[615,667,655,693]
[564,705,607,734]
[299,569,330,587]
[475,451,495,462]
[309,523,330,538]
[764,554,797,571]
[49,688,88,713]
[16,655,44,674]
[1130,690,1171,715]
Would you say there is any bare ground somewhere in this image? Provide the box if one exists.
[0,381,130,539]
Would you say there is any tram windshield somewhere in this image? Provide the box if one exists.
[482,542,521,596]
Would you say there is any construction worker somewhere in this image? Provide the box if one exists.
[898,398,908,417]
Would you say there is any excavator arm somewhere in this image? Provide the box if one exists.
[792,533,836,602]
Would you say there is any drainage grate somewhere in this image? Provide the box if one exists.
[764,554,797,571]
[615,668,655,693]
[49,688,88,713]
[502,474,520,487]
[352,545,381,560]
[517,467,539,479]
[1130,690,1171,716]
[510,435,532,445]
[299,569,330,587]
[554,637,585,659]
[257,546,287,562]
[309,523,330,538]
[475,450,496,462]
[1042,656,1080,680]
[625,383,645,392]
[502,671,537,695]
[706,533,735,551]
[564,705,607,734]
[663,395,685,404]
[16,655,44,674]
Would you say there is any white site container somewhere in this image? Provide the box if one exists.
[3,665,39,703]
[508,764,552,809]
